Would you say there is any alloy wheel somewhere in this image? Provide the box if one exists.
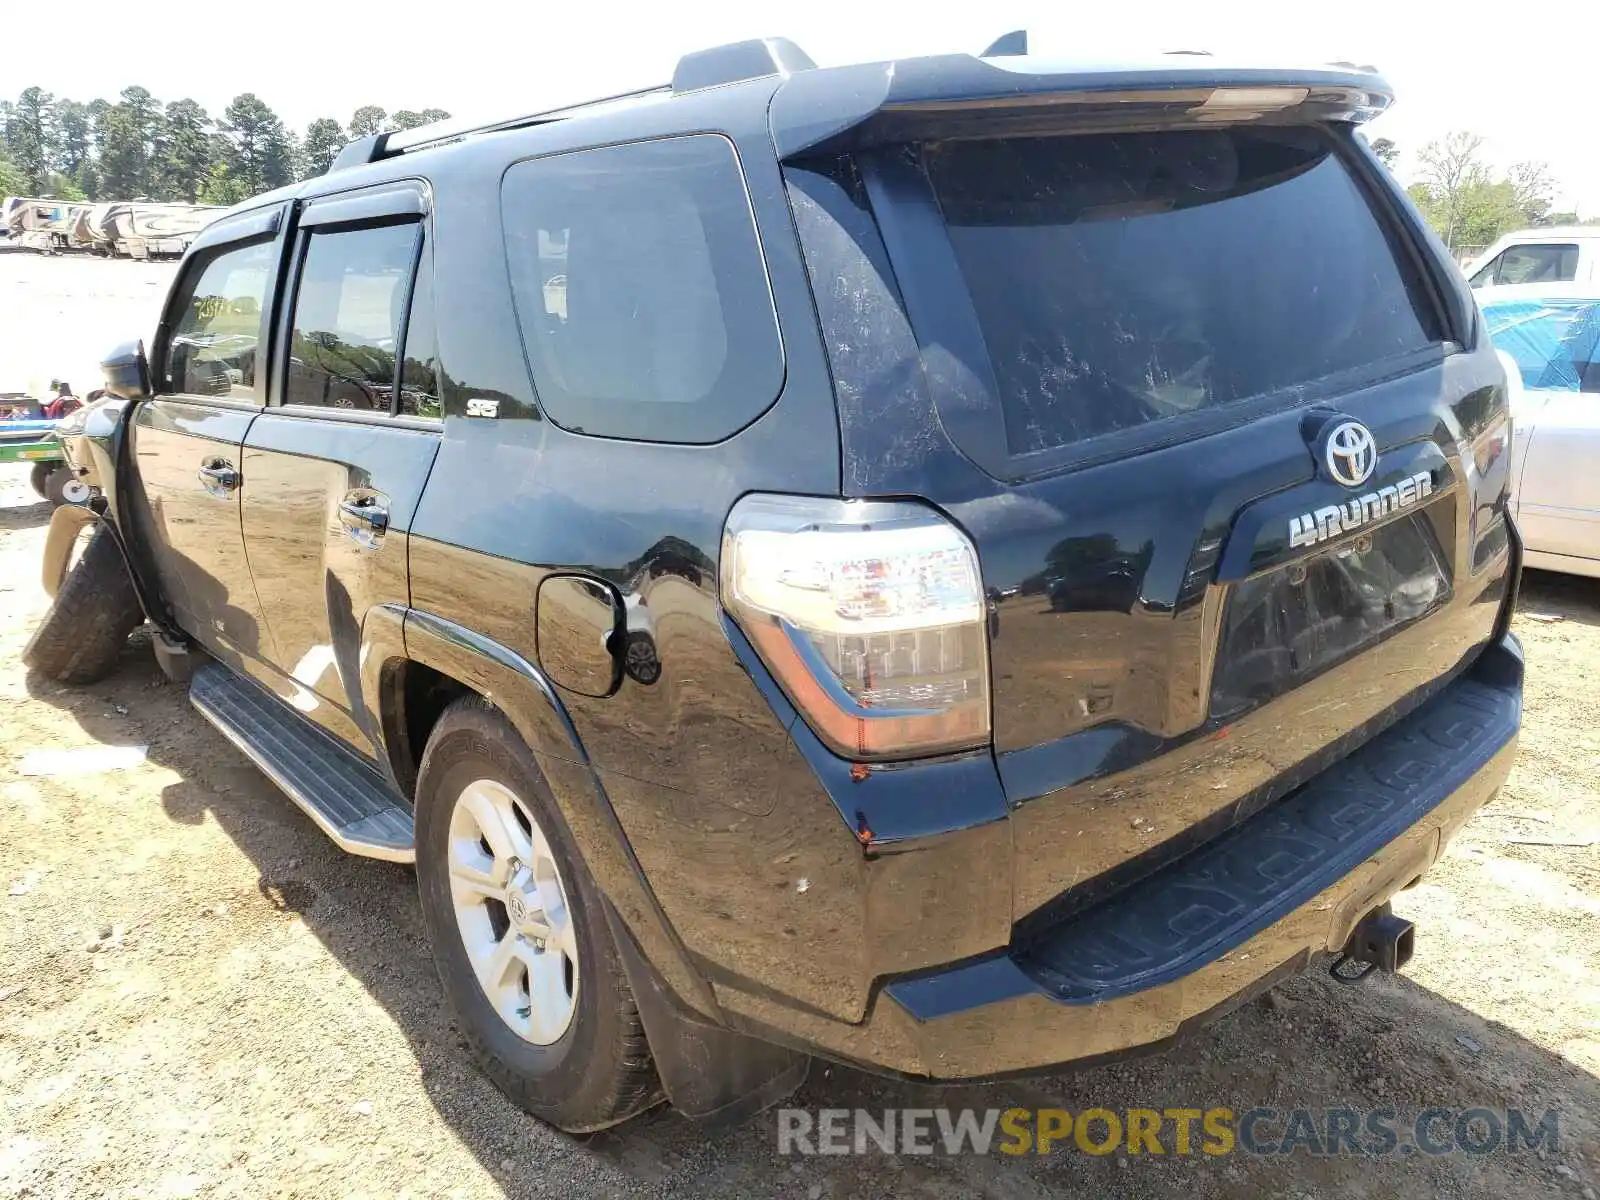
[446,779,579,1045]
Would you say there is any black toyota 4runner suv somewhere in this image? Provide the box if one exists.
[28,35,1524,1132]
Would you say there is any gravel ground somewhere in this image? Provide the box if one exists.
[1,252,1597,1199]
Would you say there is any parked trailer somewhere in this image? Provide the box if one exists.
[0,195,35,232]
[3,198,91,253]
[2,196,40,242]
[69,206,99,251]
[85,201,224,259]
[3,198,221,257]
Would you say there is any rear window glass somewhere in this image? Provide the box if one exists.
[501,135,783,443]
[923,127,1438,457]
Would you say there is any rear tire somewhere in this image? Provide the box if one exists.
[23,526,143,683]
[413,697,660,1131]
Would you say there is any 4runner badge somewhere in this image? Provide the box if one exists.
[1288,470,1434,549]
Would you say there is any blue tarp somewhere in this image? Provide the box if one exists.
[1482,298,1600,392]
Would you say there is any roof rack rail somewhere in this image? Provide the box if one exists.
[981,30,1028,57]
[323,35,815,174]
[671,37,814,93]
[327,81,674,172]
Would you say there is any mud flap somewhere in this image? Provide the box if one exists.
[39,502,97,598]
[606,902,810,1129]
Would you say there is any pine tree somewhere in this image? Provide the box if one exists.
[219,93,293,198]
[302,118,345,178]
[53,100,92,178]
[265,127,300,190]
[96,105,147,198]
[161,99,213,202]
[121,87,160,195]
[97,86,162,198]
[5,87,54,193]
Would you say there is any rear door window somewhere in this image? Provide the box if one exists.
[397,244,441,418]
[918,127,1439,461]
[284,221,419,412]
[501,134,783,443]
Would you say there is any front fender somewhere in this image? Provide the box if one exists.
[40,502,97,598]
[74,395,129,509]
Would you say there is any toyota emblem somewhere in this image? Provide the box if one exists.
[1323,420,1378,488]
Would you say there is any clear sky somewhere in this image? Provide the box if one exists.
[3,1,1595,215]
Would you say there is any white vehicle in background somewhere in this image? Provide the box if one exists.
[1480,284,1600,578]
[1466,229,1600,291]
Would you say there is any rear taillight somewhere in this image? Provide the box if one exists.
[720,494,991,760]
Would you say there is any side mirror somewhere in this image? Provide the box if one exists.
[101,339,152,402]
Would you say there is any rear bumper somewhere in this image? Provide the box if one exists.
[725,633,1522,1079]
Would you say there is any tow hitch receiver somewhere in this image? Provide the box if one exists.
[1330,903,1415,984]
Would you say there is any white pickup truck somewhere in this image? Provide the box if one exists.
[1466,228,1600,290]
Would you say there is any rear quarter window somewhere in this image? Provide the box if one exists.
[500,134,784,443]
[920,126,1441,460]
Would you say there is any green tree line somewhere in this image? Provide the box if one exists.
[0,87,449,205]
[1395,131,1597,253]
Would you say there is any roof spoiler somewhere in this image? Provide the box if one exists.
[769,56,1392,159]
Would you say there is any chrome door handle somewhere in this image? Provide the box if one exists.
[197,459,239,493]
[339,491,390,547]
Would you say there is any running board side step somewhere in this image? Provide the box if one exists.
[190,661,415,863]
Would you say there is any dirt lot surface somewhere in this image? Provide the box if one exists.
[2,254,1598,1199]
